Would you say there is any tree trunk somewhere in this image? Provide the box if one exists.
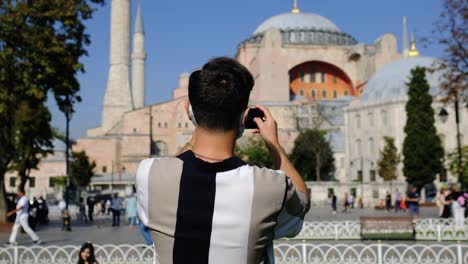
[0,168,8,223]
[315,152,321,182]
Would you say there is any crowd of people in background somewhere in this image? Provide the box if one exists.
[329,185,467,224]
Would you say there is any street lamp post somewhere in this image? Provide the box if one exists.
[64,103,73,210]
[439,92,465,190]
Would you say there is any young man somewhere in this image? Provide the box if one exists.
[6,188,42,245]
[136,57,310,264]
[406,186,420,219]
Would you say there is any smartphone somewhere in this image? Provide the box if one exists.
[245,108,265,129]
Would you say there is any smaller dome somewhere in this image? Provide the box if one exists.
[254,12,341,35]
[359,57,443,105]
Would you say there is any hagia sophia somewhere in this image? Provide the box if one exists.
[6,0,466,205]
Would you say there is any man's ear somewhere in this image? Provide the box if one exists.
[184,99,191,121]
[241,107,250,126]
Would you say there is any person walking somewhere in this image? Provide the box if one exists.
[126,194,138,228]
[406,186,420,219]
[79,198,88,222]
[448,185,465,227]
[87,196,95,222]
[5,188,42,245]
[111,193,122,226]
[394,189,401,213]
[105,199,111,215]
[343,193,349,213]
[331,193,337,215]
[136,57,310,263]
[440,187,452,218]
[385,192,391,211]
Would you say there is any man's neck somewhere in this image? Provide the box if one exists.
[192,127,236,162]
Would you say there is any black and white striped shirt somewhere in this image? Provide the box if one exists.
[136,150,309,264]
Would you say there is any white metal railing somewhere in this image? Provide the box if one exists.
[292,219,468,241]
[294,221,361,240]
[415,218,468,241]
[1,242,467,264]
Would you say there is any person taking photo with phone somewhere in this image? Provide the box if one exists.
[136,57,310,264]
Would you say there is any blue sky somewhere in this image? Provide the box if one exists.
[49,0,445,139]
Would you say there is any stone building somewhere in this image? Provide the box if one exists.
[9,2,464,205]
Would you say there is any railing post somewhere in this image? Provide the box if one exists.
[302,239,307,264]
[437,224,442,242]
[457,240,462,264]
[335,224,339,240]
[13,243,18,264]
[377,240,382,264]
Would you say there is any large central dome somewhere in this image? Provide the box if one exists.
[254,12,341,35]
[243,11,357,46]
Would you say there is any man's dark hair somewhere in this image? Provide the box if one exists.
[188,57,254,131]
[17,187,25,194]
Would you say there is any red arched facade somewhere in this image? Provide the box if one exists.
[289,61,355,100]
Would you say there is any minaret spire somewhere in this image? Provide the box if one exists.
[408,32,420,57]
[292,0,300,13]
[101,0,133,132]
[402,16,409,58]
[132,0,146,109]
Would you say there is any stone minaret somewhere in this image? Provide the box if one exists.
[102,0,133,132]
[131,0,146,109]
[402,16,409,59]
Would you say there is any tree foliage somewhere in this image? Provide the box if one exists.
[70,151,96,188]
[0,0,104,222]
[446,145,468,184]
[377,137,400,188]
[423,0,467,101]
[235,136,272,168]
[290,129,335,181]
[403,67,444,188]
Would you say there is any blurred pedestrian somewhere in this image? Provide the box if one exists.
[394,189,401,213]
[440,187,452,218]
[385,192,391,211]
[77,241,98,264]
[331,193,337,214]
[406,186,420,219]
[79,198,87,222]
[5,188,42,245]
[111,193,122,226]
[126,194,138,227]
[348,193,355,209]
[342,193,349,213]
[105,199,111,215]
[87,196,95,222]
[448,185,465,227]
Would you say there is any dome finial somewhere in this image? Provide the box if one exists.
[408,32,420,57]
[292,0,300,13]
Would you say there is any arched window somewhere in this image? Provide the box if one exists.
[356,139,362,156]
[300,72,305,83]
[309,67,316,82]
[185,123,188,128]
[322,90,327,99]
[381,110,388,125]
[333,90,337,98]
[356,114,361,129]
[321,72,326,83]
[368,112,374,126]
[158,122,161,128]
[164,122,168,128]
[368,137,375,157]
[151,141,168,156]
[311,89,316,98]
[344,91,349,96]
[333,76,337,84]
[299,89,304,96]
[178,122,181,128]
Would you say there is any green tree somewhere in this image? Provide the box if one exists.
[290,129,334,181]
[447,145,468,184]
[70,150,96,188]
[403,67,444,189]
[235,136,272,168]
[8,99,54,190]
[377,137,400,191]
[0,0,104,222]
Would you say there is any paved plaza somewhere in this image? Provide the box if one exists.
[0,207,441,246]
